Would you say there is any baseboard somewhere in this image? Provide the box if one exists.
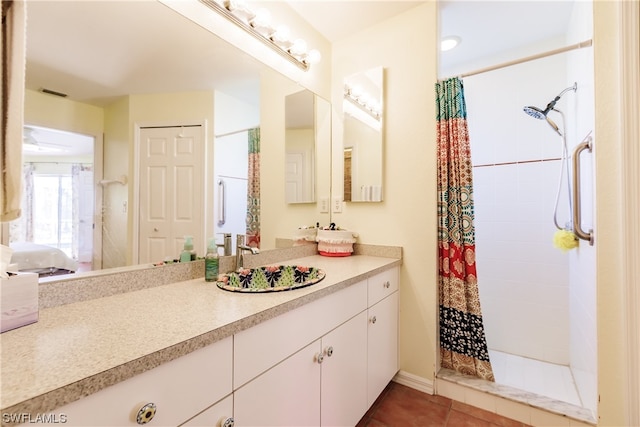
[392,370,434,395]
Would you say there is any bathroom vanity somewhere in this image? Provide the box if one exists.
[0,247,401,427]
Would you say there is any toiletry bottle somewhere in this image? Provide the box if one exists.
[223,233,232,256]
[205,238,219,282]
[180,236,194,262]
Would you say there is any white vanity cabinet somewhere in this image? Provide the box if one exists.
[233,311,368,427]
[20,263,399,427]
[45,336,233,427]
[367,267,400,407]
[233,280,368,427]
[233,266,399,427]
[320,310,368,427]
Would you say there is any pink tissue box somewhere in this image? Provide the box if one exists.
[1,272,39,333]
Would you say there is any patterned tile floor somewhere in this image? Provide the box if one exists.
[357,382,531,427]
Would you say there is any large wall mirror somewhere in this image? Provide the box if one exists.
[342,67,384,202]
[12,1,330,281]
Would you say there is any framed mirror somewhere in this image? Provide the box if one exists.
[285,89,316,204]
[342,66,384,202]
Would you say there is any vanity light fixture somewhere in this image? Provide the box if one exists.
[441,35,461,52]
[344,84,382,121]
[199,0,321,71]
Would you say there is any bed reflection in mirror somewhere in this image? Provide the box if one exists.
[343,66,384,203]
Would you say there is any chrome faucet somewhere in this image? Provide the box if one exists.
[236,234,259,270]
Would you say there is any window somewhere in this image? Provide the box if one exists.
[32,175,73,256]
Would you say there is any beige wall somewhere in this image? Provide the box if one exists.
[24,89,104,136]
[331,3,439,381]
[593,1,629,425]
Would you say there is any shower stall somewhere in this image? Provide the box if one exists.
[456,41,597,421]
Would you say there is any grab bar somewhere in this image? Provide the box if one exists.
[217,179,226,226]
[572,135,594,245]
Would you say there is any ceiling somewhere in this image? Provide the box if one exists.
[24,0,575,155]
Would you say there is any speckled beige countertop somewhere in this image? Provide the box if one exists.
[0,252,401,419]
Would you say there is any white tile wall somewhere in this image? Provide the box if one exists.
[465,54,574,365]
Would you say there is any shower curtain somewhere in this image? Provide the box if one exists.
[245,128,260,248]
[436,77,494,381]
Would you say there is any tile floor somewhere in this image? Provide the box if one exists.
[357,381,531,427]
[489,350,581,406]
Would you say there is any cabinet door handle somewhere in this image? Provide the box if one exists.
[136,402,157,425]
[219,416,235,427]
[383,281,390,289]
[316,353,325,364]
[370,316,377,324]
[325,346,334,357]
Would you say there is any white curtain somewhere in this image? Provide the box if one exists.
[1,0,27,222]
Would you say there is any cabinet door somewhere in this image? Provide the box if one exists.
[234,340,321,427]
[180,394,233,427]
[367,292,399,407]
[47,337,233,427]
[321,311,368,427]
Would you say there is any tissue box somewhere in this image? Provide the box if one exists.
[1,272,39,333]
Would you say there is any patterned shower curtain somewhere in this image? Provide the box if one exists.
[436,77,494,381]
[245,128,260,248]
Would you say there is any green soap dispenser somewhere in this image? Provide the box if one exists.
[180,236,194,262]
[205,238,219,282]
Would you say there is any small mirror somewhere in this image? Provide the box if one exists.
[343,67,384,202]
[285,89,316,204]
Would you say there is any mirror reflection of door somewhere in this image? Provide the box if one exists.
[10,126,96,273]
[343,148,353,202]
[138,125,204,264]
[285,89,316,204]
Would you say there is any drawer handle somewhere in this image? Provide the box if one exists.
[136,402,157,425]
[325,346,334,357]
[316,353,325,364]
[383,281,391,289]
[370,316,377,324]
[219,416,235,427]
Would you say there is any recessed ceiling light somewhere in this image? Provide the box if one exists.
[441,36,461,52]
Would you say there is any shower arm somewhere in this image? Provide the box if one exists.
[544,83,578,113]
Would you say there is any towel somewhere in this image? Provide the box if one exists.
[1,0,26,222]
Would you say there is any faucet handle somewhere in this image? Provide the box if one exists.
[236,234,245,247]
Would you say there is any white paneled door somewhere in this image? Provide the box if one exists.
[138,126,204,263]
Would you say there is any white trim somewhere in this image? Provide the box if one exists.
[621,0,640,424]
[393,370,434,395]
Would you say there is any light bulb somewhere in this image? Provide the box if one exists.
[306,49,321,64]
[250,8,271,28]
[271,25,290,43]
[289,39,307,56]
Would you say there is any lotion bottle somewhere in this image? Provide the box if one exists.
[205,238,219,282]
[180,236,194,262]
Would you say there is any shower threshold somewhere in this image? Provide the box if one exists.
[436,367,597,425]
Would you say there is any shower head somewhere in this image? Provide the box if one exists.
[523,106,546,120]
[523,82,577,135]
